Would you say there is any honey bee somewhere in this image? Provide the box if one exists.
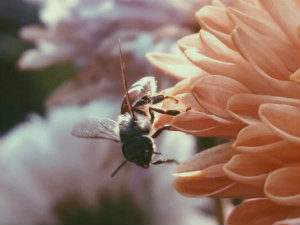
[72,41,184,176]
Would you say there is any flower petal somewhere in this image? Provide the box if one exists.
[265,167,300,206]
[174,165,264,198]
[175,142,235,173]
[231,26,290,80]
[259,104,300,145]
[273,218,300,225]
[195,5,234,47]
[184,43,284,96]
[227,94,300,125]
[223,153,282,187]
[171,111,245,138]
[233,123,300,163]
[290,68,300,83]
[260,0,300,48]
[227,198,299,225]
[177,33,202,52]
[227,6,300,72]
[192,75,250,118]
[161,76,203,96]
[173,167,234,197]
[146,52,205,79]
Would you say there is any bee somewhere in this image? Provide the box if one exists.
[72,41,185,176]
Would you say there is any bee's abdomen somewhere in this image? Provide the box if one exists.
[121,136,153,168]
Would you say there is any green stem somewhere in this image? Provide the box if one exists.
[214,198,224,225]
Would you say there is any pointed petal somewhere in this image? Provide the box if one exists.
[177,33,202,52]
[211,182,264,198]
[259,104,300,145]
[265,167,300,206]
[223,153,282,187]
[171,111,245,138]
[233,123,300,163]
[195,5,234,35]
[231,26,290,80]
[230,0,272,22]
[273,218,300,225]
[260,0,300,47]
[175,142,235,173]
[227,94,300,125]
[146,52,205,79]
[227,198,298,225]
[184,47,281,96]
[290,68,300,83]
[161,76,203,96]
[227,7,300,72]
[195,5,235,48]
[174,165,264,198]
[173,167,233,197]
[192,75,250,118]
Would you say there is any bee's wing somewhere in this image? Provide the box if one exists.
[129,76,157,98]
[121,76,157,114]
[71,117,119,142]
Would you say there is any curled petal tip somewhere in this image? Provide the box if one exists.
[173,170,202,177]
[290,68,300,83]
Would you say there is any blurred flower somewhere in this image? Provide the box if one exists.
[0,99,215,225]
[18,0,210,108]
[147,0,300,224]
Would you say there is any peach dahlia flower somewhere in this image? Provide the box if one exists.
[147,0,300,224]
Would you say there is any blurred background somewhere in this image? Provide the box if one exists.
[0,0,77,134]
[0,0,221,224]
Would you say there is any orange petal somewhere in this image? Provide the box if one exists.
[223,153,283,187]
[192,75,250,118]
[233,123,300,163]
[199,30,239,62]
[174,164,264,198]
[227,94,300,125]
[161,76,203,96]
[273,218,300,225]
[234,123,282,148]
[177,33,202,52]
[227,198,299,225]
[260,0,300,48]
[227,6,300,72]
[153,92,208,128]
[184,46,278,96]
[171,111,245,138]
[173,167,233,197]
[230,0,272,22]
[290,68,300,83]
[231,26,290,80]
[145,52,205,79]
[163,92,206,113]
[175,142,235,173]
[259,104,300,146]
[196,5,234,48]
[265,167,300,206]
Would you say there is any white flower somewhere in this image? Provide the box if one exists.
[0,99,215,225]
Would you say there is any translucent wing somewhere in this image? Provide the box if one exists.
[129,76,157,97]
[71,117,119,142]
[121,76,157,114]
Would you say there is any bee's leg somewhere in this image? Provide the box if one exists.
[151,95,178,104]
[149,107,180,123]
[133,108,147,116]
[132,96,151,108]
[151,124,172,138]
[153,151,162,155]
[152,158,179,165]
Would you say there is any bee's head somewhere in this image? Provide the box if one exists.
[121,136,153,168]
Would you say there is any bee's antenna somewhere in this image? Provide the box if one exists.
[111,160,128,177]
[118,39,135,119]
